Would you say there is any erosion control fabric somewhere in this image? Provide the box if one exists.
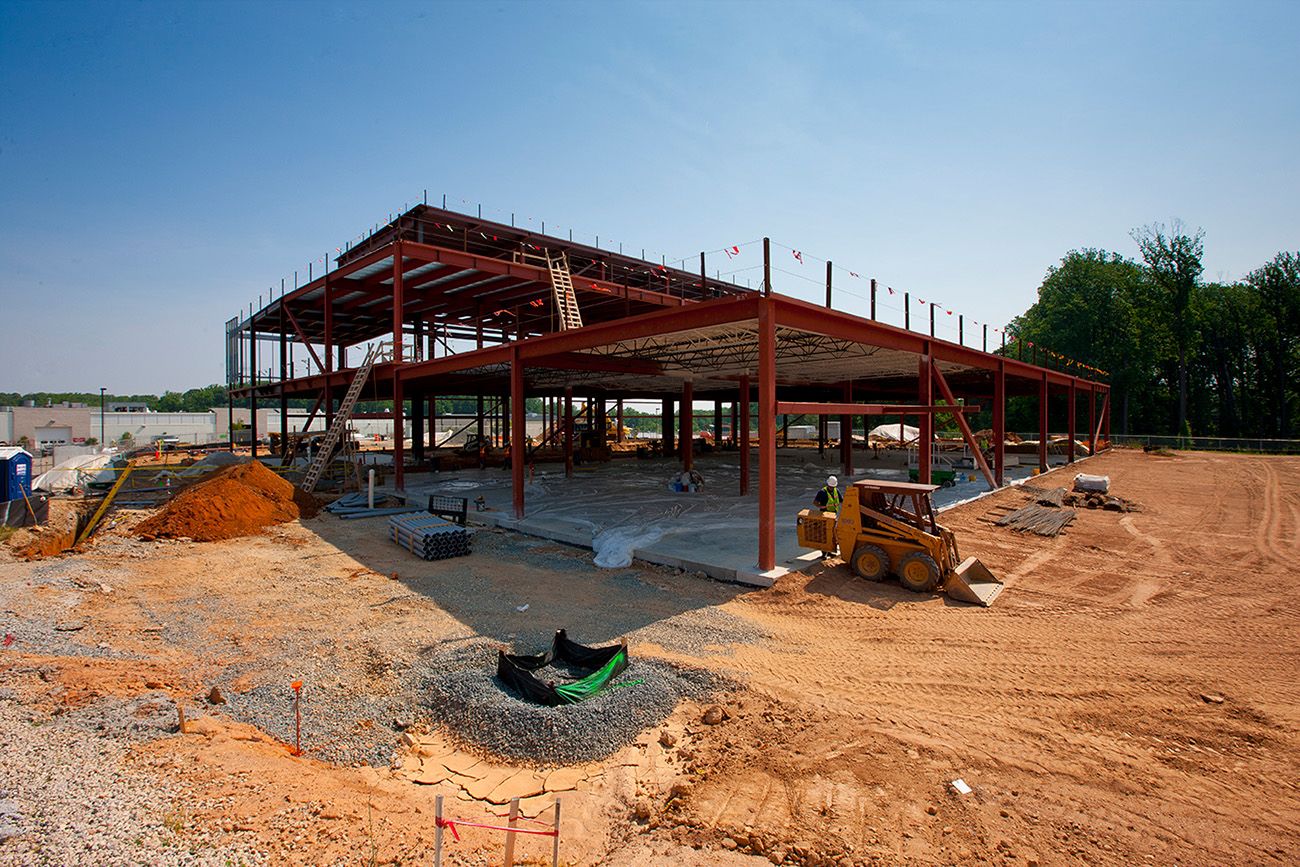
[497,629,630,706]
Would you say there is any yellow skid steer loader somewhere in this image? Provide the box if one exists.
[796,479,1004,606]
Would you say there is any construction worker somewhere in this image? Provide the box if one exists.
[814,475,841,512]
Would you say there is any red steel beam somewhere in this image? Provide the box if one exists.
[528,352,664,377]
[773,295,1103,390]
[282,303,325,374]
[774,402,979,416]
[930,363,997,489]
[395,295,760,382]
[1095,391,1109,447]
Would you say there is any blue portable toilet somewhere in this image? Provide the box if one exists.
[0,447,33,502]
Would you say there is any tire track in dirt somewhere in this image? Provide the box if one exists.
[684,451,1300,867]
[1255,458,1300,566]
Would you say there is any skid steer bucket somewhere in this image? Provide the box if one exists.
[945,557,1005,607]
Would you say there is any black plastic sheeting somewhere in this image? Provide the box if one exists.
[1,494,48,528]
[496,629,629,706]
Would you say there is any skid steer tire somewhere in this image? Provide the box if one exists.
[851,544,890,582]
[898,551,941,593]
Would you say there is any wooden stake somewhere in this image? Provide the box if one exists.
[503,797,520,867]
[434,795,443,867]
[552,798,561,867]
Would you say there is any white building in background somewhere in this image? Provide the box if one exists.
[1,402,551,451]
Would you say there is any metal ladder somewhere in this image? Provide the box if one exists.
[300,343,383,493]
[546,252,583,331]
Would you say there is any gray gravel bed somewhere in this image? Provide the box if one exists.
[629,607,773,658]
[0,697,264,867]
[57,691,186,744]
[415,640,735,765]
[221,682,409,767]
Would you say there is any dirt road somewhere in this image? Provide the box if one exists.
[2,448,1297,866]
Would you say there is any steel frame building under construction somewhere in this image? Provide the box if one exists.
[227,204,1110,572]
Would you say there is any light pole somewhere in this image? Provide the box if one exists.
[100,387,106,449]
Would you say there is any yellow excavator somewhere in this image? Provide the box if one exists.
[796,479,1004,606]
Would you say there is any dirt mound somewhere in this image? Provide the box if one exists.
[134,461,319,542]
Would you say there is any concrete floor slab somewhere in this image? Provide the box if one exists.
[381,448,1068,586]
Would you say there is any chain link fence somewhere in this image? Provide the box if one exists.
[1110,435,1300,455]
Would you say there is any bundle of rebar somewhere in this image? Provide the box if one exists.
[389,513,473,561]
[996,503,1076,537]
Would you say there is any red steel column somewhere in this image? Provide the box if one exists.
[661,397,674,457]
[511,346,525,519]
[278,313,288,461]
[393,240,405,491]
[1088,388,1096,456]
[994,360,1006,487]
[249,329,258,457]
[617,399,624,444]
[324,271,334,432]
[739,379,750,496]
[1068,379,1077,464]
[840,380,853,478]
[564,386,574,478]
[918,349,932,485]
[758,298,776,571]
[1039,372,1049,474]
[680,380,693,471]
[411,388,425,464]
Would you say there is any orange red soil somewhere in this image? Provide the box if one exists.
[134,461,319,542]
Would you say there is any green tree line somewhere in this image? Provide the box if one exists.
[1004,222,1298,439]
[0,385,237,413]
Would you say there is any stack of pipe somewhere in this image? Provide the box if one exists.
[325,491,425,519]
[389,513,473,560]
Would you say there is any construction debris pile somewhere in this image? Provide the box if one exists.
[134,461,319,542]
[991,479,1141,538]
[996,502,1077,537]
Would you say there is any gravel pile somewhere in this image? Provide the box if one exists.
[0,697,264,867]
[416,640,734,765]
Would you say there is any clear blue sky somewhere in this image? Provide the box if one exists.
[2,0,1296,395]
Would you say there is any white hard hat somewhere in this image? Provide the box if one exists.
[827,475,838,487]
